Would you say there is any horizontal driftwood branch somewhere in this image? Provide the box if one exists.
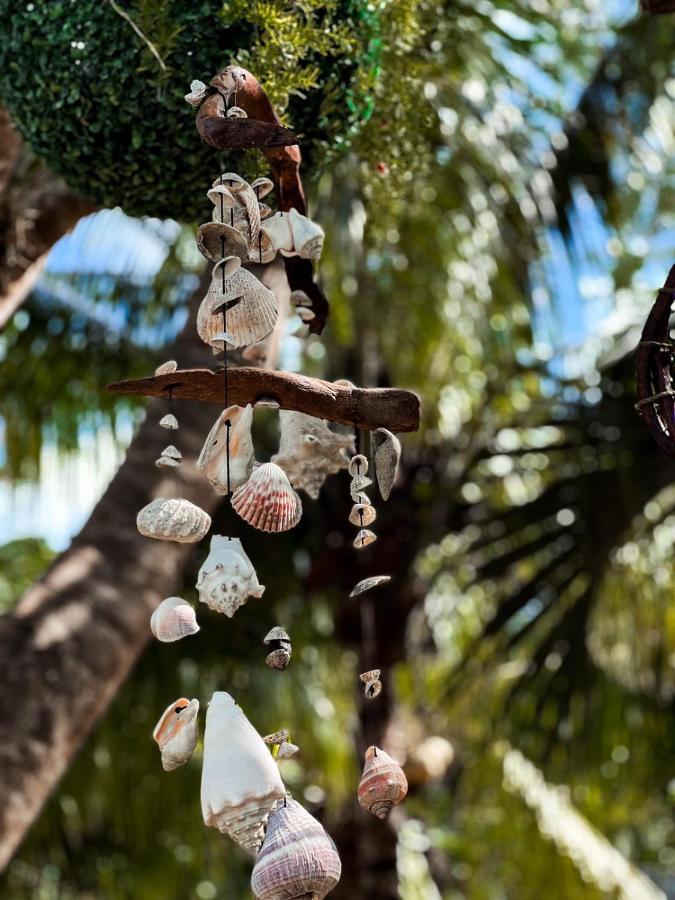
[107,368,421,433]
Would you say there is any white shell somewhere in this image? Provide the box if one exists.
[185,79,207,107]
[137,498,211,543]
[272,411,354,499]
[348,455,369,477]
[196,535,265,617]
[349,576,391,598]
[153,698,199,771]
[259,212,294,262]
[288,207,324,260]
[354,529,377,548]
[161,445,182,460]
[201,692,285,854]
[298,308,316,323]
[155,360,178,375]
[290,289,312,308]
[198,405,254,494]
[251,177,274,199]
[155,455,179,468]
[150,596,200,642]
[349,503,376,527]
[198,224,248,262]
[197,261,278,351]
[231,463,302,532]
[350,474,373,494]
[373,428,401,501]
[206,183,236,210]
[159,413,179,430]
[276,741,299,759]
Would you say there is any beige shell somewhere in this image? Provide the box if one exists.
[211,173,261,254]
[156,445,182,468]
[263,729,290,746]
[360,669,381,684]
[272,411,355,499]
[198,223,248,262]
[288,207,324,260]
[354,529,377,549]
[259,212,294,262]
[155,360,178,376]
[266,648,291,670]
[196,535,265,617]
[349,576,391,599]
[348,455,369,477]
[251,177,274,199]
[264,626,291,646]
[155,455,179,468]
[350,474,373,494]
[358,746,408,819]
[231,463,302,533]
[290,289,312,308]
[153,698,199,771]
[198,404,255,494]
[137,498,211,543]
[197,261,278,351]
[276,741,299,759]
[298,307,316,323]
[373,428,401,501]
[350,490,371,506]
[349,503,376,527]
[364,679,382,699]
[159,413,179,430]
[227,105,248,118]
[207,183,236,209]
[184,79,207,107]
[150,596,200,642]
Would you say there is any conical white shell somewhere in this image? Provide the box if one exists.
[153,698,199,771]
[137,498,211,543]
[198,405,255,494]
[373,428,401,501]
[196,535,265,617]
[197,261,278,350]
[201,692,285,854]
[231,463,302,532]
[272,411,355,499]
[150,596,200,642]
[288,207,325,260]
[251,798,342,899]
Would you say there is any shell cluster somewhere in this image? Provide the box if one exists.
[347,454,377,550]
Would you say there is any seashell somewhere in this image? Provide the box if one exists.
[214,172,247,192]
[259,202,273,220]
[207,183,236,212]
[159,413,179,430]
[266,648,291,670]
[208,330,236,350]
[298,308,316,323]
[197,261,278,351]
[196,535,265,617]
[348,455,369,477]
[358,746,408,820]
[364,679,382,699]
[350,491,371,506]
[198,405,254,494]
[210,174,261,253]
[251,798,342,900]
[290,289,312,308]
[272,411,355,500]
[155,360,177,376]
[227,105,248,118]
[137,498,211,543]
[288,207,325,260]
[264,625,292,669]
[150,596,200,643]
[198,223,248,262]
[255,397,280,409]
[360,669,381,684]
[201,692,285,854]
[155,455,179,468]
[349,503,376,527]
[185,79,207,106]
[350,474,373,494]
[259,211,294,260]
[264,626,291,647]
[231,463,302,533]
[372,428,401,501]
[161,445,182,460]
[251,177,274,199]
[153,698,199,771]
[263,729,290,746]
[354,529,377,549]
[276,741,299,759]
[349,576,391,599]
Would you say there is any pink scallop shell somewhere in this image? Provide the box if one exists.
[231,463,302,533]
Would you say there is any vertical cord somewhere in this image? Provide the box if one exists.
[219,174,232,498]
[256,183,262,264]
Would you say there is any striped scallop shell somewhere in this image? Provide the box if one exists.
[150,597,200,643]
[231,463,302,533]
[251,798,342,900]
[136,498,211,543]
[197,262,278,350]
[357,746,408,820]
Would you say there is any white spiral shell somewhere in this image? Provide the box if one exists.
[150,597,200,642]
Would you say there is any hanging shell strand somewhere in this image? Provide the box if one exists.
[347,451,378,549]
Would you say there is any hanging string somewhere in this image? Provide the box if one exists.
[218,172,233,498]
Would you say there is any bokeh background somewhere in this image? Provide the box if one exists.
[0,1,674,898]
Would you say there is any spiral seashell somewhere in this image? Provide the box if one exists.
[348,455,369,477]
[197,261,278,350]
[196,535,265,617]
[153,698,199,771]
[276,741,299,759]
[372,428,401,501]
[231,463,302,533]
[251,798,342,899]
[201,692,285,854]
[272,410,354,499]
[354,529,377,549]
[155,360,178,376]
[198,224,248,262]
[288,207,325,260]
[349,576,391,599]
[159,413,179,430]
[348,503,376,527]
[137,498,211,543]
[226,105,248,118]
[150,596,200,642]
[357,746,408,820]
[198,404,254,494]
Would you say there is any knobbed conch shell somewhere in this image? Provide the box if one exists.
[264,626,292,670]
[201,692,285,854]
[150,596,200,642]
[159,413,179,430]
[153,698,199,771]
[349,576,391,599]
[137,498,211,543]
[372,428,401,501]
[231,463,302,532]
[358,746,408,820]
[196,535,265,617]
[360,669,382,700]
[251,798,342,900]
[198,404,255,494]
[197,258,278,351]
[271,410,355,499]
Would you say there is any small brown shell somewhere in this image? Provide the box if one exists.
[266,648,291,670]
[349,503,376,527]
[360,669,381,684]
[358,746,408,819]
[263,729,290,746]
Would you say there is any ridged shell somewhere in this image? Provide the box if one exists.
[288,207,325,261]
[197,261,278,351]
[266,648,291,670]
[348,503,376,527]
[354,529,377,549]
[155,360,178,375]
[272,411,354,499]
[276,741,299,759]
[153,698,199,771]
[349,576,391,599]
[358,747,408,819]
[150,596,200,642]
[159,413,179,430]
[137,498,211,543]
[372,428,401,501]
[231,463,302,533]
[350,491,371,506]
[348,455,369,477]
[350,474,373,494]
[251,798,342,900]
[198,223,248,262]
[198,405,255,494]
[196,535,265,617]
[201,692,285,854]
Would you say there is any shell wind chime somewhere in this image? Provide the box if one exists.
[107,64,422,891]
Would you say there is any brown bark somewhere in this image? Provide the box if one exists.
[0,261,289,870]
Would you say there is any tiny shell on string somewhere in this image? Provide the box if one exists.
[264,625,292,669]
[277,741,299,759]
[137,498,211,543]
[196,535,265,618]
[155,360,178,376]
[372,428,401,501]
[358,746,408,820]
[150,596,199,643]
[349,575,391,599]
[272,410,354,499]
[348,455,369,477]
[231,463,302,533]
[354,529,377,549]
[159,413,179,430]
[153,698,199,772]
[360,670,382,700]
[349,503,376,527]
[198,404,255,494]
[263,729,289,746]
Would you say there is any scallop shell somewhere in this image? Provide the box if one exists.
[349,503,376,527]
[272,411,355,499]
[354,529,377,549]
[197,261,278,351]
[137,498,211,543]
[348,455,369,477]
[251,798,342,900]
[159,413,179,430]
[231,463,302,533]
[372,428,401,501]
[349,576,391,599]
[150,596,200,642]
[155,360,178,376]
[198,404,255,494]
[357,746,408,819]
[197,224,248,262]
[196,535,265,617]
[153,698,199,771]
[288,207,325,261]
[201,692,285,854]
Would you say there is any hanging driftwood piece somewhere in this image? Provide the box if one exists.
[635,267,675,458]
[108,369,421,433]
[271,410,354,498]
